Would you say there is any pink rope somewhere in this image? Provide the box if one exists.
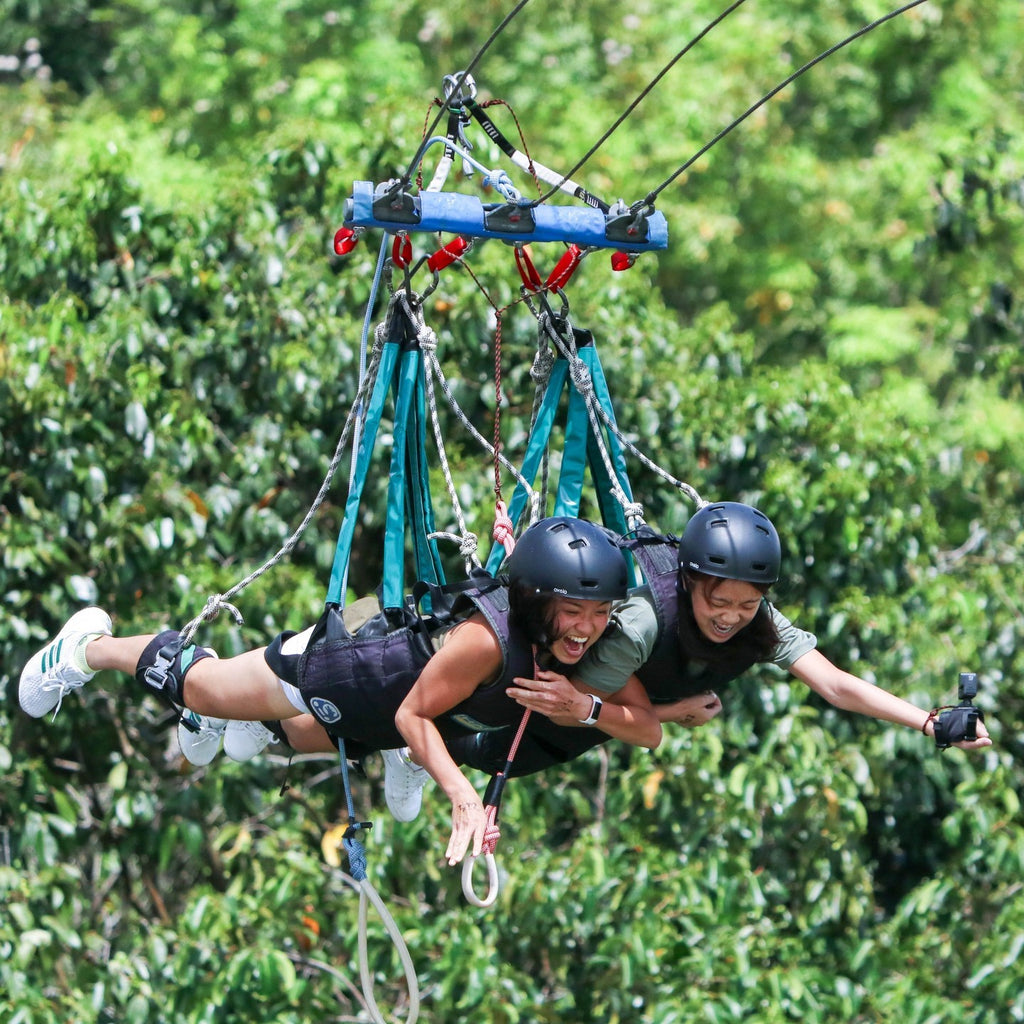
[492,500,515,556]
[478,704,532,855]
[505,706,532,762]
[480,807,502,855]
[462,671,537,905]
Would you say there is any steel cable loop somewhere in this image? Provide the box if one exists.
[402,0,535,186]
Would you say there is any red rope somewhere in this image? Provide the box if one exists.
[505,705,533,763]
[479,707,531,855]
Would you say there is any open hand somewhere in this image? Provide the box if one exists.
[661,691,723,728]
[445,793,487,866]
[506,670,587,721]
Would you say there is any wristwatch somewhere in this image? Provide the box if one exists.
[579,693,603,726]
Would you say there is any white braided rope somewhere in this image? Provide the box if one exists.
[179,300,392,645]
[398,292,481,573]
[412,304,543,529]
[541,312,704,526]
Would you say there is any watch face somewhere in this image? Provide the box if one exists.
[581,694,602,724]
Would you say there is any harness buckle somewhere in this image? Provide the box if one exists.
[142,641,183,694]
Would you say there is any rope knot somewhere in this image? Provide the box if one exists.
[567,356,593,395]
[458,532,479,558]
[481,822,502,856]
[344,837,368,881]
[530,345,555,384]
[417,324,438,354]
[492,500,515,557]
[200,594,244,625]
[621,500,646,525]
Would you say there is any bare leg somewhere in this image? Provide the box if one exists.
[85,636,299,721]
[280,715,337,753]
[83,634,153,675]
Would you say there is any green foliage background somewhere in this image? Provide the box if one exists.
[2,1,1022,1021]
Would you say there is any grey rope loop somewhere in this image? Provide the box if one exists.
[397,291,482,573]
[533,307,705,523]
[177,320,390,645]
[333,739,421,1024]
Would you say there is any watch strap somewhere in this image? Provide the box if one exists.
[579,693,603,726]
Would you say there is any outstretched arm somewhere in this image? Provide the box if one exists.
[789,648,992,750]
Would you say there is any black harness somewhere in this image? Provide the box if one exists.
[625,527,766,701]
[295,570,535,751]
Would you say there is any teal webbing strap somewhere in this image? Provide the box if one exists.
[484,336,637,574]
[485,361,568,575]
[554,361,590,517]
[381,344,422,608]
[326,340,402,605]
[326,296,447,608]
[583,343,633,534]
[405,381,445,590]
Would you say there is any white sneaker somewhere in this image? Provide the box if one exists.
[223,720,275,762]
[178,711,228,766]
[382,747,429,822]
[19,607,113,719]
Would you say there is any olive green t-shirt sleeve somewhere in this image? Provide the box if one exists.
[571,589,660,694]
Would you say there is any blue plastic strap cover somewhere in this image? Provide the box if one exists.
[345,181,668,252]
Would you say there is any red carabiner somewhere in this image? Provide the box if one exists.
[514,244,543,293]
[391,233,413,269]
[545,244,583,292]
[610,250,637,272]
[427,236,470,273]
[333,227,360,256]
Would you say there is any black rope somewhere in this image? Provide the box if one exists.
[530,0,751,209]
[401,0,534,186]
[640,0,931,208]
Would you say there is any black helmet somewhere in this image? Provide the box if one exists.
[507,517,628,601]
[678,502,781,584]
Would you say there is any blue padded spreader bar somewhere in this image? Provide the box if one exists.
[344,180,668,252]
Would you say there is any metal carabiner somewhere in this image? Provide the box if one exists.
[391,232,413,270]
[514,244,543,293]
[545,244,585,292]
